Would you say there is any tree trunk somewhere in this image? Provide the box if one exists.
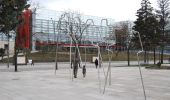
[154,48,156,65]
[159,50,161,62]
[73,47,79,78]
[161,47,164,64]
[14,37,18,72]
[7,33,9,68]
[144,50,146,63]
[127,47,130,66]
[147,50,149,64]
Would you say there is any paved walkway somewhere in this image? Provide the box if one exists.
[0,62,170,100]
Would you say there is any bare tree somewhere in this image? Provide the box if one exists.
[57,11,90,78]
[114,21,129,54]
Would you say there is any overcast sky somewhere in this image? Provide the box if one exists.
[31,0,157,22]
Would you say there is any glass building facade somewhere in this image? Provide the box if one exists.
[33,9,115,49]
[0,9,116,50]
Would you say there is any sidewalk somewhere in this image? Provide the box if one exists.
[0,62,170,100]
[0,61,139,72]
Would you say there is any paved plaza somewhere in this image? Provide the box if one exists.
[0,62,170,100]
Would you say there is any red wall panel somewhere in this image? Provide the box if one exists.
[17,9,32,49]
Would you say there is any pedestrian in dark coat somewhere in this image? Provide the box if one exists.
[95,59,98,69]
[31,60,34,66]
[82,65,86,78]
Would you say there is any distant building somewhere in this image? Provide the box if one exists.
[1,9,124,52]
[0,32,15,55]
[32,9,116,51]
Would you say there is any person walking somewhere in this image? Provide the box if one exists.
[95,58,98,69]
[82,65,86,78]
[31,60,34,66]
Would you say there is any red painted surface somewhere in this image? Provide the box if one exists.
[17,9,32,49]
